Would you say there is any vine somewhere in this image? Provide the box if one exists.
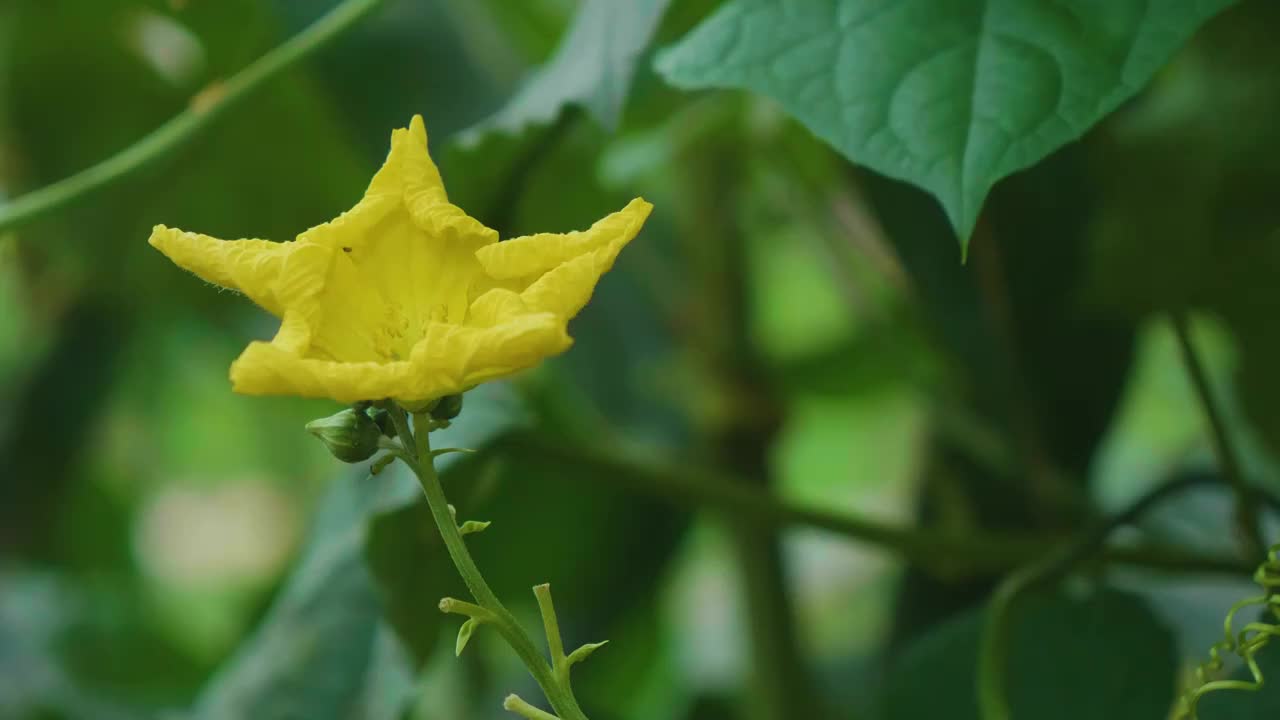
[0,0,387,235]
[1178,543,1280,719]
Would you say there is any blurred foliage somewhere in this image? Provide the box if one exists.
[3,1,1280,719]
[879,588,1176,720]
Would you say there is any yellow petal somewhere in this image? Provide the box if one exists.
[468,288,533,327]
[475,198,652,281]
[309,114,487,255]
[520,249,617,320]
[361,114,497,246]
[366,114,445,200]
[400,114,447,202]
[291,245,391,362]
[294,194,400,254]
[408,318,571,395]
[406,197,497,248]
[149,226,292,314]
[268,242,332,312]
[231,341,416,404]
[400,117,497,246]
[230,313,570,404]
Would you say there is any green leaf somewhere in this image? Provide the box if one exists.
[195,385,521,717]
[457,519,491,536]
[466,0,674,136]
[1085,1,1280,457]
[0,572,150,720]
[879,588,1176,720]
[655,0,1235,245]
[191,467,415,720]
[454,618,479,657]
[566,640,608,667]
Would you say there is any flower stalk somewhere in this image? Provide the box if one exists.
[382,403,594,720]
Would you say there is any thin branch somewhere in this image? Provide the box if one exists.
[0,0,386,235]
[499,433,1252,578]
[1170,309,1265,561]
[976,474,1250,720]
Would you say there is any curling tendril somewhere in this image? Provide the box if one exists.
[1178,543,1280,719]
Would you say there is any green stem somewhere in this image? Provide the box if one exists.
[1170,310,1265,561]
[534,584,570,685]
[505,433,1255,578]
[391,408,587,720]
[976,475,1225,720]
[0,0,386,236]
[505,695,562,720]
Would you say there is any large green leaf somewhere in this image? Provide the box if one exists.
[466,0,673,136]
[193,385,522,719]
[879,588,1176,720]
[192,472,415,720]
[655,0,1235,246]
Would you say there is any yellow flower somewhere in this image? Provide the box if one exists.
[150,115,651,405]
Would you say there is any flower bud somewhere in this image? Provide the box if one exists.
[305,408,381,463]
[431,393,463,421]
[368,407,396,437]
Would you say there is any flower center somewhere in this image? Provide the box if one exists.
[369,301,455,362]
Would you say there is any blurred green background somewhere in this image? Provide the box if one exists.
[3,1,1280,719]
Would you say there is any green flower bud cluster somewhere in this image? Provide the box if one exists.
[304,394,464,463]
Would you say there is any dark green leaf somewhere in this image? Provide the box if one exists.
[194,385,522,719]
[862,146,1135,644]
[1085,1,1280,456]
[466,0,674,136]
[880,588,1176,720]
[362,476,456,669]
[191,468,414,720]
[0,573,146,720]
[655,0,1235,245]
